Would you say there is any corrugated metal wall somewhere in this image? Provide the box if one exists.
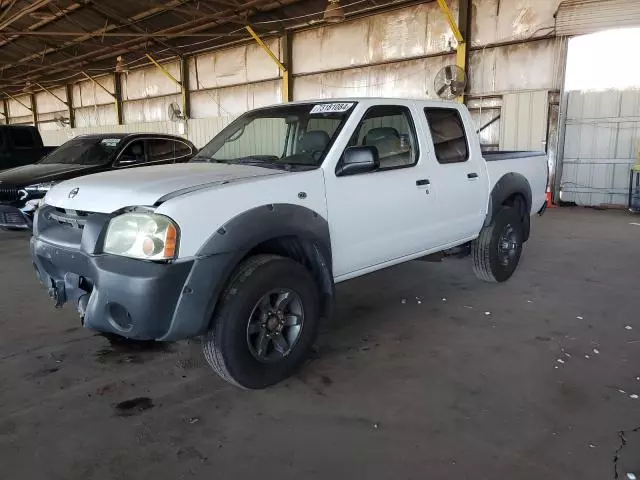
[7,0,567,158]
[39,117,234,149]
[556,0,640,36]
[559,90,640,206]
[500,91,549,151]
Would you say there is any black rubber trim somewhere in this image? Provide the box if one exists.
[484,172,532,226]
[484,151,546,161]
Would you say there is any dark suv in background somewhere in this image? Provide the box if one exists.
[0,133,196,230]
[0,125,57,171]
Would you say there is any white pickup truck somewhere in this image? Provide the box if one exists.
[31,98,548,388]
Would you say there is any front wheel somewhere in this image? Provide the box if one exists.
[472,206,524,283]
[202,255,320,389]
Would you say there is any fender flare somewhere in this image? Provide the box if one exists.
[160,204,333,341]
[485,173,532,240]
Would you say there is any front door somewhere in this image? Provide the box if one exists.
[324,104,440,279]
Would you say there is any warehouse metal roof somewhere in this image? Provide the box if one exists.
[0,0,414,95]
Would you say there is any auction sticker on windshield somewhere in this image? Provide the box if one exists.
[101,138,121,147]
[310,103,354,114]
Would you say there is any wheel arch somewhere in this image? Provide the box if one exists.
[198,204,334,329]
[485,173,532,241]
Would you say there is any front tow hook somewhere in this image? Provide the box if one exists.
[48,280,66,308]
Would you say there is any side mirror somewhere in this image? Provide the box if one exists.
[336,146,379,177]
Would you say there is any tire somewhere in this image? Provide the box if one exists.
[202,254,320,389]
[472,206,524,283]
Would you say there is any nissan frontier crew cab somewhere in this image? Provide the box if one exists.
[31,98,548,389]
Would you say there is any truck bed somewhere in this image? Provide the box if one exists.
[484,151,548,214]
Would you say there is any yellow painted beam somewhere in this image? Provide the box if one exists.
[245,25,286,72]
[145,53,182,87]
[436,0,464,43]
[456,41,466,103]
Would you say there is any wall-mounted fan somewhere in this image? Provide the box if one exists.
[168,102,185,122]
[54,113,70,128]
[434,65,467,100]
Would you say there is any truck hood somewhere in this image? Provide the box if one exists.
[45,163,285,213]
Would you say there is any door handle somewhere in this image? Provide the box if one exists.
[416,179,430,186]
[467,173,478,179]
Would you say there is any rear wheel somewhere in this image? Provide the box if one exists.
[472,206,524,283]
[202,255,320,389]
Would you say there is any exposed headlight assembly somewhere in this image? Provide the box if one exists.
[103,212,179,261]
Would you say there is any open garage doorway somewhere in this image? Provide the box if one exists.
[556,28,640,206]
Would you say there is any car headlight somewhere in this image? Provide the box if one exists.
[25,182,57,194]
[103,212,179,261]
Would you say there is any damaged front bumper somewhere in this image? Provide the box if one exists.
[31,205,234,341]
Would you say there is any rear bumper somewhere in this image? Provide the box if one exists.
[0,204,32,230]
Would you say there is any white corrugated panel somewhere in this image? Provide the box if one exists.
[472,0,561,47]
[468,37,565,94]
[293,55,455,101]
[500,90,549,151]
[75,105,118,128]
[189,39,281,90]
[556,0,640,36]
[191,80,281,118]
[559,89,640,206]
[7,96,31,117]
[292,2,456,75]
[73,76,115,107]
[122,61,181,101]
[123,94,181,124]
[35,87,67,114]
[187,117,234,148]
[38,117,235,150]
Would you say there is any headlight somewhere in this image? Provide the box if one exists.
[103,212,179,261]
[25,182,57,194]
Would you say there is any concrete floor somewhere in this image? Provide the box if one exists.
[1,208,639,480]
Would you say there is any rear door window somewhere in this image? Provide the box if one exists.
[148,139,179,162]
[424,108,469,164]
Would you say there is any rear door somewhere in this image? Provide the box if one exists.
[422,106,489,244]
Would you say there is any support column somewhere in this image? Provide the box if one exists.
[30,94,37,126]
[65,84,75,128]
[457,0,472,102]
[180,56,191,119]
[114,72,124,125]
[282,31,293,102]
[2,99,8,125]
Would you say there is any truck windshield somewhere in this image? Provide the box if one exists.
[39,137,122,165]
[192,102,356,168]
